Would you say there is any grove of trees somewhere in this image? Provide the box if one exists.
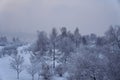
[1,25,120,80]
[28,25,120,80]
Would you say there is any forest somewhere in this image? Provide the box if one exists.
[0,26,120,80]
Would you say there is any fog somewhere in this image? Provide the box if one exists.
[0,0,120,41]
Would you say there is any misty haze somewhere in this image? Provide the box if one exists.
[0,0,120,80]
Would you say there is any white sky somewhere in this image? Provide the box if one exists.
[0,0,120,41]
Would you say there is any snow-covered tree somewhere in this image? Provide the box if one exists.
[74,27,81,48]
[82,36,88,45]
[35,58,45,80]
[90,33,97,41]
[58,37,74,64]
[68,46,108,80]
[67,31,74,42]
[55,64,65,77]
[106,51,120,80]
[12,37,20,43]
[105,25,120,49]
[27,54,37,80]
[50,28,58,69]
[2,45,17,56]
[0,36,8,46]
[96,37,105,46]
[10,54,24,80]
[33,31,48,58]
[60,27,67,38]
[41,63,52,80]
[37,62,42,80]
[103,26,120,80]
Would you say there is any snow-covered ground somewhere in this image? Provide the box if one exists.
[0,47,31,80]
[0,56,15,80]
[0,46,3,51]
[0,44,33,80]
[0,45,67,80]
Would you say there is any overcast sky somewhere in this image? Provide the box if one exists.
[0,0,120,41]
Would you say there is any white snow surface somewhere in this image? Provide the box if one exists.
[0,44,31,80]
[0,46,3,51]
[0,44,66,80]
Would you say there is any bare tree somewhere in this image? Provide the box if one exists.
[10,54,24,80]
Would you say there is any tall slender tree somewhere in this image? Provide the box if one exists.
[33,31,48,58]
[50,28,58,69]
[74,28,81,48]
[60,27,67,38]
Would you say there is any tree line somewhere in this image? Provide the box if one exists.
[2,25,120,80]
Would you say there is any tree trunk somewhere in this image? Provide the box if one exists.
[32,75,34,80]
[53,44,55,69]
[38,74,40,80]
[90,75,96,80]
[17,71,19,80]
[64,57,67,64]
[93,76,96,80]
[76,40,78,48]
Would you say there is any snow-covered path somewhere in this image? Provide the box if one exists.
[0,56,15,80]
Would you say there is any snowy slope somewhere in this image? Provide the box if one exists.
[0,56,15,80]
[0,55,32,80]
[0,44,67,80]
[0,44,31,80]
